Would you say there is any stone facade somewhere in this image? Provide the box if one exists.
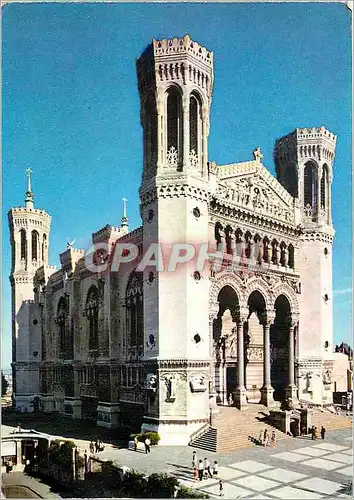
[9,35,336,444]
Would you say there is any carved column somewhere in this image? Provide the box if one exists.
[183,97,190,171]
[156,95,164,170]
[316,167,321,221]
[285,320,298,401]
[260,312,275,407]
[202,107,209,177]
[234,311,247,409]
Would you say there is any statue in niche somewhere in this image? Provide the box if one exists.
[146,373,157,391]
[165,377,176,400]
[323,370,332,385]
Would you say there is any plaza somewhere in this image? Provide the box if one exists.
[94,428,352,499]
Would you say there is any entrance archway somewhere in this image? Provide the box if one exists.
[271,295,291,401]
[213,286,239,405]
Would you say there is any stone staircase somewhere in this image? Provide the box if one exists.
[190,404,289,453]
[311,408,352,432]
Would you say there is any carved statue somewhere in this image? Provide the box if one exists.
[253,147,263,162]
[323,370,332,385]
[146,373,157,391]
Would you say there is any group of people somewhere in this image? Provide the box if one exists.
[192,451,224,496]
[134,435,151,454]
[258,428,276,447]
[89,439,105,454]
[310,426,326,440]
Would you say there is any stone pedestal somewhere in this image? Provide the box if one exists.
[234,388,247,409]
[285,385,298,402]
[260,386,275,407]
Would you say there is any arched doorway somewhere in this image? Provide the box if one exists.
[245,291,267,402]
[271,295,291,401]
[213,286,239,405]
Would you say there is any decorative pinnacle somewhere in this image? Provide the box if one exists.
[121,197,129,228]
[25,167,34,209]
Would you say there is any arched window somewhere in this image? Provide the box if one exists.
[189,92,202,155]
[304,163,315,207]
[321,165,328,209]
[126,271,144,349]
[288,245,295,269]
[86,286,99,351]
[32,230,39,261]
[145,93,157,169]
[166,87,183,165]
[20,229,27,261]
[57,297,69,358]
[42,234,47,262]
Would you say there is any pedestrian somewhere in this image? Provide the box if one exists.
[314,427,318,440]
[134,436,138,452]
[270,430,276,448]
[145,437,151,454]
[301,425,306,436]
[89,441,94,454]
[192,450,197,468]
[95,439,99,453]
[219,479,224,497]
[193,465,199,482]
[320,426,326,440]
[213,460,219,477]
[259,429,264,446]
[311,426,315,440]
[198,459,204,481]
[204,457,212,478]
[263,429,269,447]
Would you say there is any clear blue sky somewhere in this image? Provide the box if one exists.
[2,3,352,369]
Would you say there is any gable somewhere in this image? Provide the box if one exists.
[215,161,295,224]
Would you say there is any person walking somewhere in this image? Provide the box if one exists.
[313,427,318,441]
[145,437,151,454]
[95,440,99,453]
[213,461,219,477]
[134,436,138,452]
[192,450,197,468]
[263,429,269,447]
[320,426,326,440]
[193,465,199,482]
[311,426,315,440]
[259,429,264,446]
[89,441,94,454]
[219,479,224,497]
[198,459,204,482]
[270,430,276,448]
[204,457,212,478]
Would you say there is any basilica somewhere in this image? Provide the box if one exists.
[9,35,336,445]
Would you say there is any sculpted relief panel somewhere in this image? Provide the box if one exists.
[216,175,293,223]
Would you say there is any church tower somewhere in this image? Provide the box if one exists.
[274,127,336,404]
[137,35,213,444]
[8,169,52,411]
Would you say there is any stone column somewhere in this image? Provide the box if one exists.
[202,107,209,177]
[285,321,298,401]
[316,167,321,221]
[156,95,164,170]
[234,313,247,409]
[260,313,275,407]
[182,97,190,171]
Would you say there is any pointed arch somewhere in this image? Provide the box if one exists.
[86,285,99,350]
[31,230,39,261]
[20,229,27,261]
[166,86,183,165]
[189,91,202,156]
[321,164,329,209]
[304,161,317,208]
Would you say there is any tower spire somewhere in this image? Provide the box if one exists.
[121,196,129,229]
[25,168,34,209]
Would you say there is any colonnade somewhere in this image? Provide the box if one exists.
[215,226,296,269]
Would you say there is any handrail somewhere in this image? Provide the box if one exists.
[189,422,210,444]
